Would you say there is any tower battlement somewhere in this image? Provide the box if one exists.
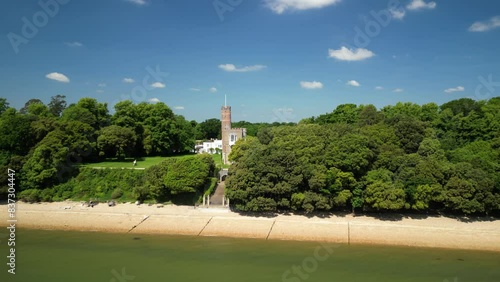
[221,104,245,164]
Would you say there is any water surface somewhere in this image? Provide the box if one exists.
[1,229,499,281]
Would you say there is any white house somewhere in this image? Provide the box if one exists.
[197,139,222,154]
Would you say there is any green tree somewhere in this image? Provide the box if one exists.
[358,104,382,126]
[195,118,221,140]
[314,104,360,124]
[364,181,406,210]
[382,102,422,122]
[163,156,212,194]
[0,108,34,155]
[26,102,51,117]
[76,98,110,128]
[442,162,497,214]
[325,133,374,176]
[481,97,500,139]
[421,102,439,123]
[20,134,69,190]
[20,98,43,114]
[172,115,195,153]
[226,140,302,212]
[142,102,176,155]
[394,117,426,153]
[412,184,443,210]
[61,105,97,127]
[0,98,9,114]
[97,125,137,159]
[440,98,481,116]
[48,95,67,117]
[326,168,356,209]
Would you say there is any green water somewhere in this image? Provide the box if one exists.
[0,229,499,282]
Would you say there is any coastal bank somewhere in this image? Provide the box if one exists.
[2,202,499,252]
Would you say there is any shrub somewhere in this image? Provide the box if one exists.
[40,189,55,202]
[163,157,209,194]
[133,185,150,202]
[204,178,218,196]
[47,168,146,201]
[19,189,41,203]
[291,193,305,210]
[245,197,277,212]
[111,188,123,199]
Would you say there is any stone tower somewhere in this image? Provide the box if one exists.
[221,105,232,164]
[221,97,246,165]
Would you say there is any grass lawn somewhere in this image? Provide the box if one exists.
[80,153,229,169]
[81,155,191,169]
[212,153,230,169]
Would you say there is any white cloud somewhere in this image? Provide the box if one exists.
[444,86,465,93]
[300,81,323,89]
[64,41,83,47]
[393,88,404,93]
[148,98,160,103]
[468,16,500,32]
[174,106,185,110]
[46,72,70,83]
[264,0,342,14]
[98,83,106,87]
[276,107,294,113]
[390,8,406,20]
[150,82,165,88]
[189,88,201,91]
[96,90,104,93]
[209,87,217,93]
[271,106,295,123]
[328,46,375,61]
[124,0,148,5]
[375,86,384,90]
[346,80,360,87]
[122,78,135,83]
[406,0,436,11]
[218,64,267,72]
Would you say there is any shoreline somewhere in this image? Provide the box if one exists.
[2,201,500,252]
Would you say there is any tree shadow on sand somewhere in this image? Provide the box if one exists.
[361,211,500,222]
[298,210,350,219]
[229,208,352,219]
[229,208,278,218]
[445,214,499,223]
[231,208,500,222]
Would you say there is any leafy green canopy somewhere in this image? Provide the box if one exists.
[18,154,216,204]
[226,98,500,215]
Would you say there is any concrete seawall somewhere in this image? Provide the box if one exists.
[2,202,500,252]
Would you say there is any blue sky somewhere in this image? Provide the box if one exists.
[1,0,499,122]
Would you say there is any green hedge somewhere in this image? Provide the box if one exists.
[204,178,218,196]
[19,154,217,204]
[44,168,146,202]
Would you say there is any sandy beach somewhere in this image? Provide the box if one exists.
[2,201,500,252]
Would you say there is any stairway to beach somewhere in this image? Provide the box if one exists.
[209,181,225,206]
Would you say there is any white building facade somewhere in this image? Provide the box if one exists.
[197,139,222,154]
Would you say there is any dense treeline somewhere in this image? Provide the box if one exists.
[0,95,294,198]
[0,96,218,196]
[18,154,216,204]
[226,98,500,216]
[232,121,296,136]
[194,119,296,140]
